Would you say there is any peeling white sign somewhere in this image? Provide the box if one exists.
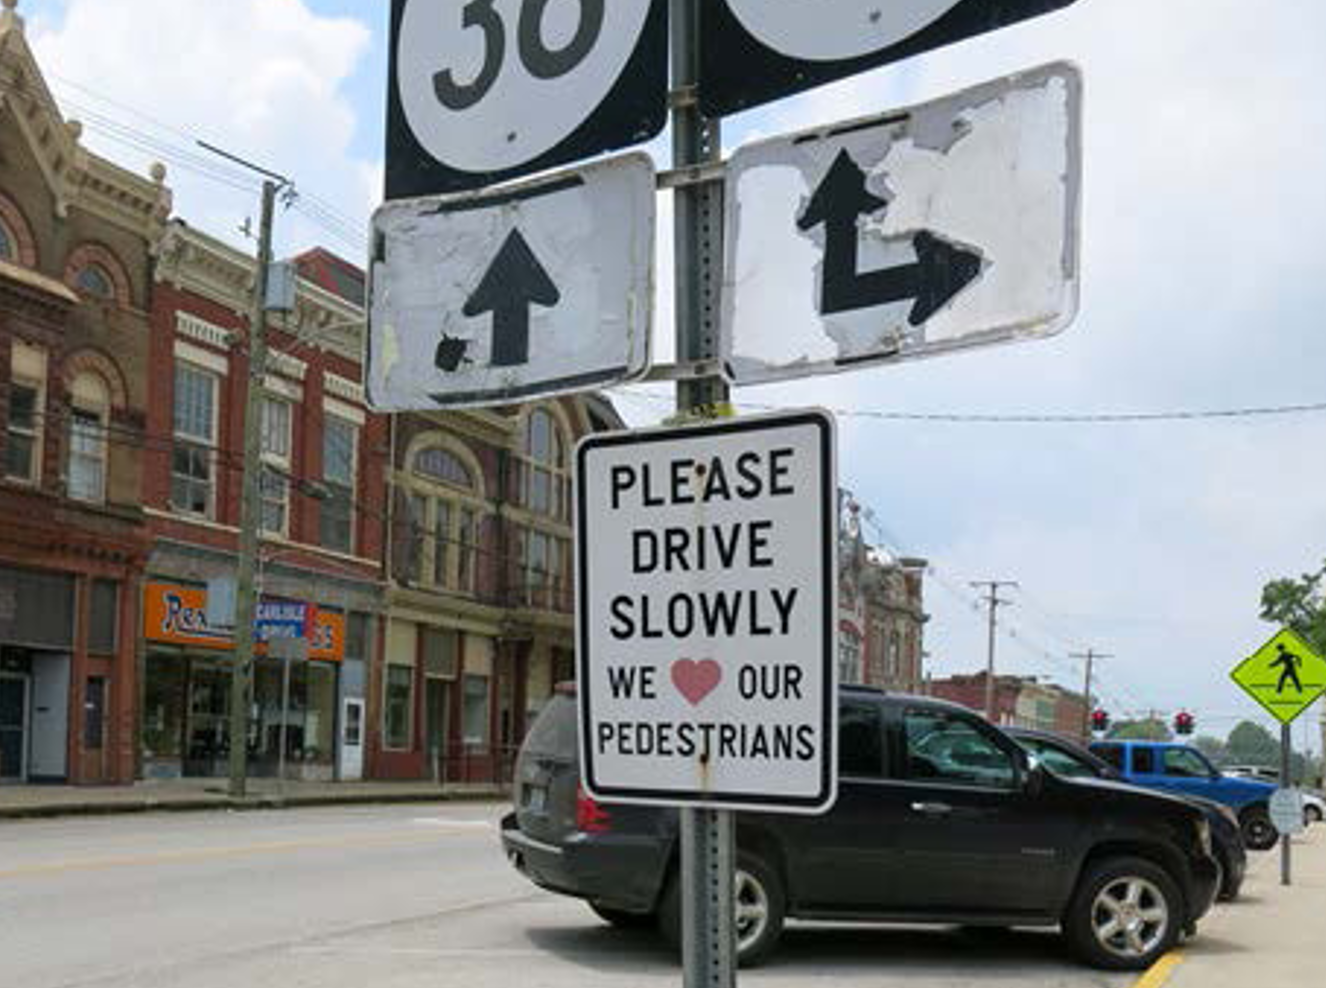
[367,153,654,410]
[721,62,1083,386]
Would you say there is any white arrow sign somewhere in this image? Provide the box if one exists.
[720,62,1083,386]
[367,153,654,410]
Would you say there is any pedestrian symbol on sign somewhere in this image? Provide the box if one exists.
[1230,628,1326,725]
[1270,643,1304,694]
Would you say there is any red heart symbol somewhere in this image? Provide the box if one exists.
[672,659,722,706]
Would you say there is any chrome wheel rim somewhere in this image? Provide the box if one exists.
[734,868,770,955]
[1091,876,1169,960]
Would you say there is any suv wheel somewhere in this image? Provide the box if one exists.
[658,852,786,967]
[1305,804,1322,825]
[1241,806,1279,850]
[1064,857,1181,970]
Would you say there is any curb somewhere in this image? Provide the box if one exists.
[0,787,509,821]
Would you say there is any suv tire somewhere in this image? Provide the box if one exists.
[1063,856,1182,971]
[589,903,655,929]
[1241,806,1279,851]
[658,851,786,968]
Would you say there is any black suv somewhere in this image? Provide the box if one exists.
[501,686,1219,971]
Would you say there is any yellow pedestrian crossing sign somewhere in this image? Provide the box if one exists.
[1231,628,1326,725]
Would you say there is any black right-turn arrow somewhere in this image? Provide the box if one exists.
[798,149,982,325]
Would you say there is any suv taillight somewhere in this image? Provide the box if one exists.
[576,784,612,834]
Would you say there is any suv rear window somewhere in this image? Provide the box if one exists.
[904,709,1016,789]
[522,694,577,757]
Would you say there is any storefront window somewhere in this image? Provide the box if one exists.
[463,674,489,744]
[384,664,413,749]
[251,658,338,777]
[142,656,186,767]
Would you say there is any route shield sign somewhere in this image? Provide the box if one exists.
[720,63,1082,386]
[576,411,838,813]
[1231,628,1326,725]
[367,153,654,410]
[387,0,667,198]
[700,0,1082,117]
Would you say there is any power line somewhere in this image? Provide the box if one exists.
[620,387,1326,426]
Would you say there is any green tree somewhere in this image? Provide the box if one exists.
[1260,561,1326,653]
[1225,720,1280,766]
[1108,718,1172,741]
[1191,734,1227,765]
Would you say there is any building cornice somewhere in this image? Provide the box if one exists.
[155,222,366,367]
[0,16,171,246]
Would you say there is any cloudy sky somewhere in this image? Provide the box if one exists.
[25,0,1326,751]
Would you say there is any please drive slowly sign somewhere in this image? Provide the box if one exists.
[575,411,838,813]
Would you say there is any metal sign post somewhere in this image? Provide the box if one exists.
[1281,724,1292,886]
[673,0,733,983]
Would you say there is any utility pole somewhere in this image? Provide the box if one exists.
[671,2,734,986]
[970,580,1017,722]
[228,178,278,799]
[1071,648,1112,740]
[199,143,291,800]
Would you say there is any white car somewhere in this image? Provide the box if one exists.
[1222,767,1324,824]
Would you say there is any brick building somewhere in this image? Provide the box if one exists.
[928,671,1088,735]
[140,221,387,781]
[837,492,928,691]
[0,4,171,784]
[377,395,623,783]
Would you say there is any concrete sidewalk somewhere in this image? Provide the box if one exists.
[0,777,508,820]
[1165,830,1322,988]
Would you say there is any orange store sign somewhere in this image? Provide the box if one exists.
[143,582,344,662]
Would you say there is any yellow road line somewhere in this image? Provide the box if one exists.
[1131,951,1184,988]
[0,831,457,880]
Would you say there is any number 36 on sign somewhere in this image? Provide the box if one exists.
[387,0,668,198]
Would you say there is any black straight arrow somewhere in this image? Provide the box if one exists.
[460,228,560,369]
[798,149,982,325]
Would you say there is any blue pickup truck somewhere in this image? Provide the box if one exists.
[1089,740,1279,850]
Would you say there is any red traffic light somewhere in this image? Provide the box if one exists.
[1090,709,1110,732]
[1173,711,1195,735]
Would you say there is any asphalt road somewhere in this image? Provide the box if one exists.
[0,802,1135,988]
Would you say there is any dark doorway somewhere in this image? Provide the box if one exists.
[0,675,27,781]
[425,678,451,781]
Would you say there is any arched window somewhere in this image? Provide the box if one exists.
[0,218,14,261]
[517,408,572,610]
[76,264,115,299]
[403,441,484,593]
[521,407,568,521]
[414,447,474,490]
[68,373,109,503]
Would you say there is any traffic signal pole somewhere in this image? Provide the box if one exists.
[671,1,734,986]
[1071,649,1112,740]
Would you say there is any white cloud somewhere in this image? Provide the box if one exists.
[31,0,375,259]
